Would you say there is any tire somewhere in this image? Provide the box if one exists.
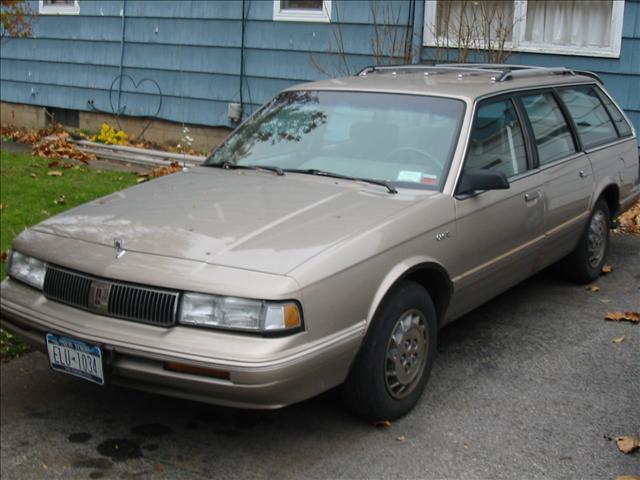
[560,198,610,284]
[342,281,438,421]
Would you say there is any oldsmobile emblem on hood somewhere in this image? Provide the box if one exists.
[114,239,126,259]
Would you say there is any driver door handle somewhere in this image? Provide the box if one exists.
[524,191,541,202]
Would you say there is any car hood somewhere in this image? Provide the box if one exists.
[32,168,432,275]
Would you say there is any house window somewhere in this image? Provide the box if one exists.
[424,0,625,58]
[273,0,331,23]
[39,0,80,15]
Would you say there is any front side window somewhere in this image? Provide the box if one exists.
[39,0,79,15]
[558,87,619,149]
[464,99,528,178]
[521,93,576,165]
[273,0,331,22]
[207,91,465,190]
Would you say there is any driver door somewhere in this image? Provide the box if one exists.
[449,96,545,319]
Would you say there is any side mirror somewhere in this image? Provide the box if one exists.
[456,169,510,196]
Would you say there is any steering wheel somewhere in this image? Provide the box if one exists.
[385,146,443,172]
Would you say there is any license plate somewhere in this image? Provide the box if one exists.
[46,333,105,386]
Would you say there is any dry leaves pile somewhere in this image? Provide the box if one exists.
[0,125,59,144]
[136,161,183,183]
[605,311,640,324]
[616,199,640,235]
[33,132,95,163]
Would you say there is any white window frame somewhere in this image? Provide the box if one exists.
[423,0,625,58]
[273,0,331,23]
[38,0,80,15]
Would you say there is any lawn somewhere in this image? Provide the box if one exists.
[0,149,138,360]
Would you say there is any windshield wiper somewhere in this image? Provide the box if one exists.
[284,169,397,194]
[207,161,285,176]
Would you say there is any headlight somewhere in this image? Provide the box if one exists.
[8,251,47,290]
[179,293,303,335]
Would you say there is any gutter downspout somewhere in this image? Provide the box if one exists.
[117,0,126,113]
[410,0,424,64]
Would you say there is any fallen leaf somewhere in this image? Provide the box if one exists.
[53,195,66,205]
[612,336,626,344]
[396,435,405,442]
[463,441,469,449]
[0,203,3,210]
[47,160,60,167]
[615,476,640,480]
[0,251,8,263]
[602,265,613,274]
[137,177,148,183]
[605,312,640,324]
[373,420,392,428]
[586,285,601,292]
[47,171,63,177]
[30,173,37,178]
[615,436,640,454]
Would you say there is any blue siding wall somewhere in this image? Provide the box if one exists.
[1,0,638,132]
[1,0,414,127]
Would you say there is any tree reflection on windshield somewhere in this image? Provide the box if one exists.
[213,91,327,163]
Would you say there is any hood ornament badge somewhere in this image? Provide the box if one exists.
[114,239,126,259]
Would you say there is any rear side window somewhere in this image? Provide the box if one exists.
[595,88,633,138]
[557,86,619,148]
[465,99,528,178]
[521,93,576,165]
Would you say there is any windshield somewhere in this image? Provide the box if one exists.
[205,90,465,190]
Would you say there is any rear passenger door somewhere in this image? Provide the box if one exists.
[558,85,638,211]
[451,96,545,319]
[518,90,594,266]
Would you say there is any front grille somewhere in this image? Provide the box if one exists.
[43,266,179,327]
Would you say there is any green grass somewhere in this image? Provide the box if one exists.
[1,149,139,360]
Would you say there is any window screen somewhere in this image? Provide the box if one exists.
[557,87,619,148]
[594,88,632,138]
[521,93,576,165]
[465,99,528,178]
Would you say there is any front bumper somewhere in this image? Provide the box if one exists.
[0,278,364,409]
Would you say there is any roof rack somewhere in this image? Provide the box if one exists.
[356,63,602,84]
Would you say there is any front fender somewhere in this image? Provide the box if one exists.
[366,256,451,328]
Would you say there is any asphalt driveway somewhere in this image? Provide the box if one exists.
[1,234,638,480]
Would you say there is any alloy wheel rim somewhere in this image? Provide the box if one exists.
[587,210,607,268]
[384,309,428,399]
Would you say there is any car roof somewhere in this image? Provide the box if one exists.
[287,65,600,102]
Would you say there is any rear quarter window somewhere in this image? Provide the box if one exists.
[557,86,619,149]
[594,87,633,138]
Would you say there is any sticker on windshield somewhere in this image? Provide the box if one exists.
[421,174,438,185]
[397,171,423,183]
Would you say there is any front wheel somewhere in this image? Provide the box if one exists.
[560,198,610,284]
[342,281,438,421]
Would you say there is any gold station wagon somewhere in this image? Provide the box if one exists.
[2,64,639,420]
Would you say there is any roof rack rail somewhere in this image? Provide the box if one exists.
[356,64,503,77]
[357,63,602,84]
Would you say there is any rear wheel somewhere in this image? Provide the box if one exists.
[560,198,610,284]
[342,281,437,421]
